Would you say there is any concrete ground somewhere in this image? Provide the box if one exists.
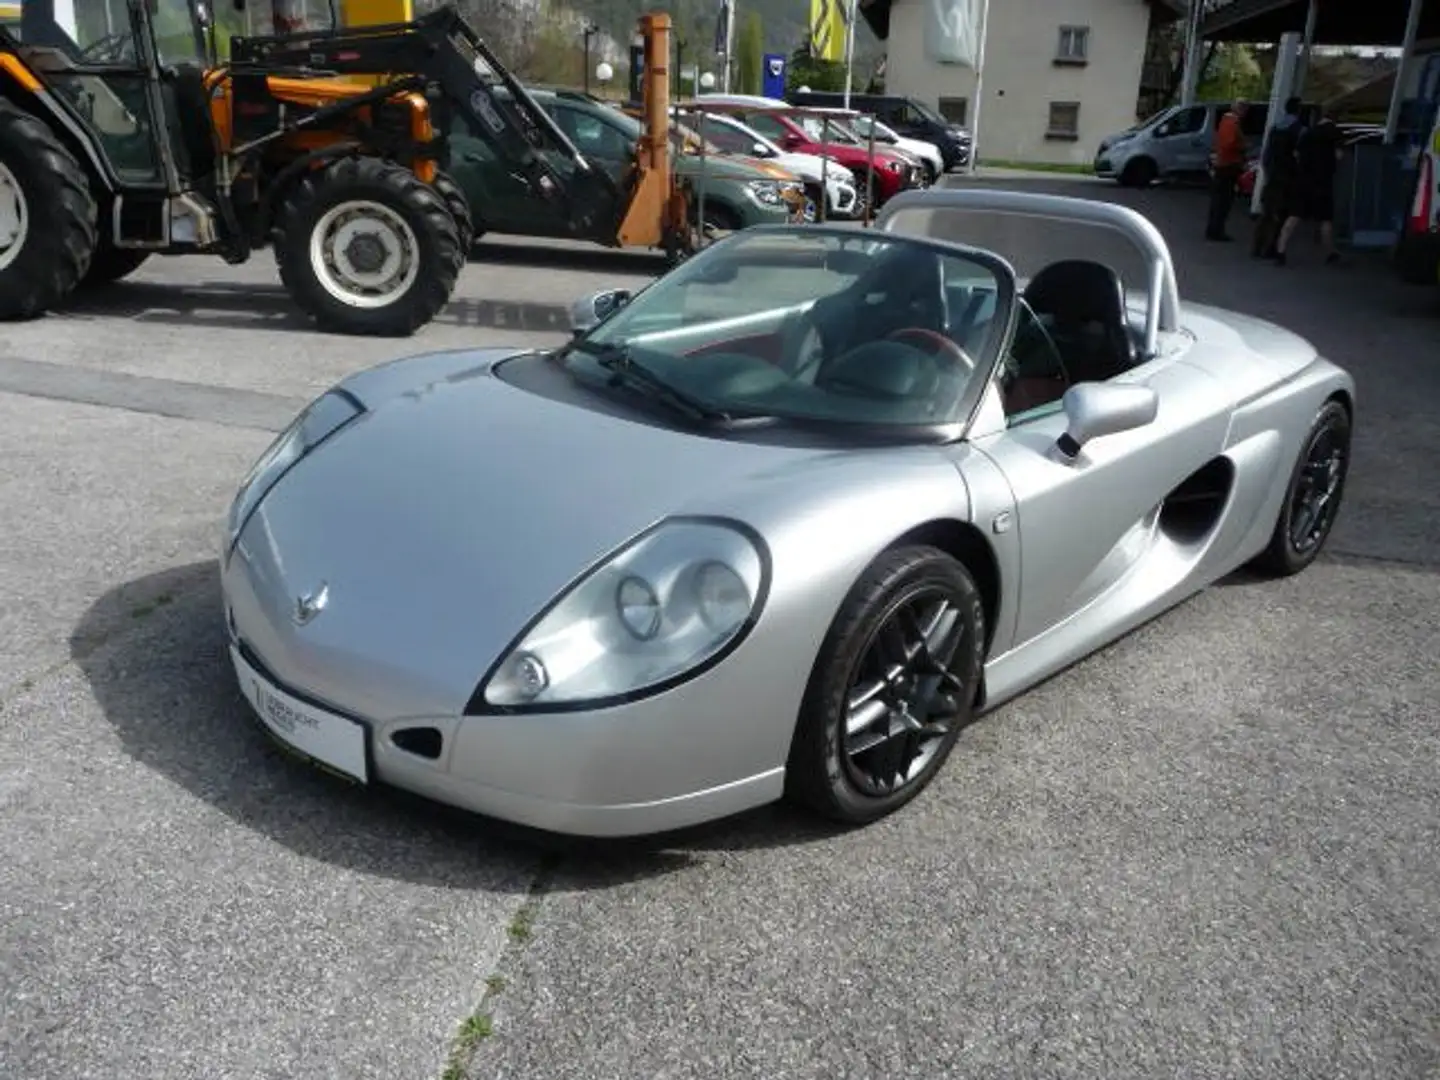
[1,182,1437,1080]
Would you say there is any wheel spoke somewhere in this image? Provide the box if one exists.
[841,586,972,797]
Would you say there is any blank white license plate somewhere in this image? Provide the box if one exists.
[231,646,369,784]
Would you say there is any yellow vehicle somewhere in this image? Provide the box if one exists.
[0,0,689,334]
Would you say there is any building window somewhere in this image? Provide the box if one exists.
[1046,101,1080,141]
[938,96,968,126]
[1055,25,1089,65]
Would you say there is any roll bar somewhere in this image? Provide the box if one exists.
[874,187,1182,359]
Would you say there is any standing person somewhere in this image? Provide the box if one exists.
[1252,95,1305,258]
[1274,106,1344,266]
[1206,99,1248,241]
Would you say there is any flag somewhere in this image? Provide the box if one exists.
[809,0,847,63]
[714,0,729,56]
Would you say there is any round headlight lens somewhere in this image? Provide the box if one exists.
[512,652,550,699]
[616,575,662,640]
[695,561,751,635]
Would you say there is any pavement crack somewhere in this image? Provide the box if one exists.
[440,852,562,1080]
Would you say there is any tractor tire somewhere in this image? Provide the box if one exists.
[274,155,461,337]
[0,98,98,320]
[80,240,150,287]
[430,170,475,260]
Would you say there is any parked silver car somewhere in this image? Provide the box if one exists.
[221,187,1354,838]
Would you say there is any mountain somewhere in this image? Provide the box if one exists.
[570,0,878,59]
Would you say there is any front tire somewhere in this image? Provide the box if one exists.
[1120,157,1158,188]
[1251,399,1351,577]
[0,99,98,320]
[785,545,986,826]
[430,169,475,258]
[275,156,461,336]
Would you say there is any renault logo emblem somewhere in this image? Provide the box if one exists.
[294,582,329,625]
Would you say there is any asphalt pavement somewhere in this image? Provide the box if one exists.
[2,185,1438,1080]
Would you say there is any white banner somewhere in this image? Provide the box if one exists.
[924,0,983,67]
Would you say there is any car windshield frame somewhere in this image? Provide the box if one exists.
[561,225,1019,444]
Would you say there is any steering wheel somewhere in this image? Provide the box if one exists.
[885,327,974,372]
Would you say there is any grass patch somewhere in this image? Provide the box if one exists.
[440,1015,494,1080]
[506,903,537,943]
[438,856,559,1079]
[978,158,1095,175]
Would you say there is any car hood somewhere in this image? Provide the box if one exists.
[231,349,839,717]
[676,154,776,181]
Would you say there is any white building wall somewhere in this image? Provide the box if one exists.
[882,0,1156,166]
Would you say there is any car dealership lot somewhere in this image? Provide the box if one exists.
[3,189,1439,1080]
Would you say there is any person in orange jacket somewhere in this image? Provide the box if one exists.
[1206,100,1249,241]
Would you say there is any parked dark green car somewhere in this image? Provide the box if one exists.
[445,88,801,249]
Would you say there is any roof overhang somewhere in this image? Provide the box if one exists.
[859,0,1184,41]
[1200,0,1440,47]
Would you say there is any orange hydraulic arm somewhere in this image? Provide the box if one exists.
[616,11,687,249]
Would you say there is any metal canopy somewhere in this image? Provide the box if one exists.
[1201,0,1440,46]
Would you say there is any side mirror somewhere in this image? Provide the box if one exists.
[781,132,804,149]
[753,142,773,158]
[1155,123,1171,138]
[569,288,632,337]
[1052,383,1158,462]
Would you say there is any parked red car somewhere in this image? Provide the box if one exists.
[692,96,924,206]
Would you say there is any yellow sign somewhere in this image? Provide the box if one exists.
[0,2,20,19]
[809,0,847,63]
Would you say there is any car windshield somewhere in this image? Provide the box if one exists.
[853,116,897,142]
[565,228,1014,433]
[910,99,946,124]
[798,114,859,144]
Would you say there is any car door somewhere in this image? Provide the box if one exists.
[1153,104,1209,175]
[444,114,555,234]
[969,305,1233,650]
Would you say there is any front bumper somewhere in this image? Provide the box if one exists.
[221,545,790,837]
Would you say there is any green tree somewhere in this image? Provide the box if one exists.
[785,46,847,94]
[736,11,764,95]
[1197,43,1266,102]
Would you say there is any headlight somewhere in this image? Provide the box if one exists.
[224,389,364,554]
[478,518,769,710]
[746,179,784,206]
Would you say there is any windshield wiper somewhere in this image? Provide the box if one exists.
[570,341,741,424]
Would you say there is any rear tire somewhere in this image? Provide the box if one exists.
[785,545,985,826]
[1251,399,1351,577]
[0,98,98,320]
[430,169,475,259]
[275,155,461,337]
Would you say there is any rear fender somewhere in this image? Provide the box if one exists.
[0,56,116,195]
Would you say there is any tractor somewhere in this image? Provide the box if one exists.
[0,0,688,334]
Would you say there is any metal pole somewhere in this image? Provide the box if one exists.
[842,0,858,110]
[865,119,876,225]
[697,113,709,249]
[1180,0,1205,107]
[1294,0,1318,99]
[966,0,991,174]
[721,0,737,93]
[1385,0,1424,143]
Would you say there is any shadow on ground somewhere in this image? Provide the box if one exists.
[55,280,577,335]
[468,239,671,276]
[71,561,852,888]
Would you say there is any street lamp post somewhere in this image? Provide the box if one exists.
[583,23,599,95]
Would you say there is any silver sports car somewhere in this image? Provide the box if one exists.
[221,188,1354,837]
